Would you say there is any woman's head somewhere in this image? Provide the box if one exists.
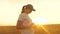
[21,4,35,14]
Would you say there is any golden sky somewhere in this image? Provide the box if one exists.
[0,0,60,26]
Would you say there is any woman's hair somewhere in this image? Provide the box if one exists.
[21,6,26,13]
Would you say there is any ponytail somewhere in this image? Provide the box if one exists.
[21,6,26,13]
[21,11,24,13]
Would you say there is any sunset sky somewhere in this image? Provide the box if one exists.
[0,0,60,26]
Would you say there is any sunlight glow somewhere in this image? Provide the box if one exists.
[40,25,50,34]
[33,17,45,25]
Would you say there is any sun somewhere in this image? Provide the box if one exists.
[32,17,45,25]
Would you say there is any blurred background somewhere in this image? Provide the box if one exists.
[0,0,60,26]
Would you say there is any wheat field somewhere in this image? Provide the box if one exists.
[0,24,60,34]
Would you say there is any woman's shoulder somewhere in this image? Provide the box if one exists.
[19,13,28,18]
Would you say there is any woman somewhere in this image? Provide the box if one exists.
[16,4,36,34]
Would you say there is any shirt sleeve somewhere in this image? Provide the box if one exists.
[18,14,26,21]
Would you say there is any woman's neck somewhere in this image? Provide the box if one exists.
[23,12,28,15]
[24,12,29,14]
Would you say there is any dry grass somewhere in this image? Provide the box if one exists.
[0,24,60,34]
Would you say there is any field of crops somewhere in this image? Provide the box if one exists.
[0,24,60,34]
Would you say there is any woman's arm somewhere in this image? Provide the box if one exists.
[16,20,23,29]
